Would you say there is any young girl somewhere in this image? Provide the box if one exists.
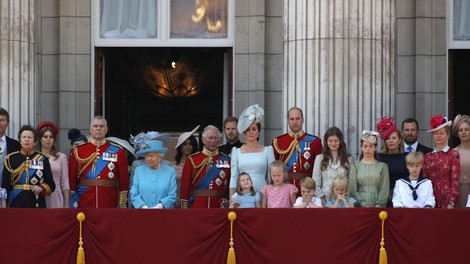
[261,160,298,208]
[293,177,323,208]
[312,127,352,205]
[326,175,356,208]
[229,172,261,208]
[348,131,390,207]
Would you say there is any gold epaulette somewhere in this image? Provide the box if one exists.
[188,151,200,158]
[71,141,87,149]
[3,151,19,166]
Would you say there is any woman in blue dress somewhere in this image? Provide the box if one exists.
[230,104,275,197]
[131,140,176,209]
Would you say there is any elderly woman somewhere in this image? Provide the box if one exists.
[348,131,389,207]
[422,115,460,208]
[35,121,70,208]
[130,140,176,209]
[2,125,55,208]
[376,117,408,206]
[229,104,275,197]
[453,114,470,207]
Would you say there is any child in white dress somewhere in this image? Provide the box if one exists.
[293,177,323,208]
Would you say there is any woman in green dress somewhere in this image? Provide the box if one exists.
[348,131,390,207]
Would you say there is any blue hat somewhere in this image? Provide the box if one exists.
[68,128,87,144]
[135,140,168,157]
[237,104,264,134]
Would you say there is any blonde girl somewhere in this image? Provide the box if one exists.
[260,161,298,208]
[326,175,356,208]
[293,177,323,208]
[229,172,261,208]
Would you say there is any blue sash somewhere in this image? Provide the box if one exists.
[285,135,317,171]
[195,155,230,190]
[9,155,45,206]
[70,145,119,208]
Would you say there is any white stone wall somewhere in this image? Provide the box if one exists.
[396,0,447,147]
[284,0,395,156]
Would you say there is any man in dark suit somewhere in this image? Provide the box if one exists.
[0,108,21,186]
[401,118,433,154]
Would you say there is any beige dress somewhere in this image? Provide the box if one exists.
[455,146,470,207]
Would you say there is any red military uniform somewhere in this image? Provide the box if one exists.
[180,148,231,208]
[69,140,129,208]
[272,130,323,192]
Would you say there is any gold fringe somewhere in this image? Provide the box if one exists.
[227,211,237,264]
[76,212,86,264]
[378,211,388,264]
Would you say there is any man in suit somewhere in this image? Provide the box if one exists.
[0,108,21,187]
[401,118,433,154]
[218,116,243,156]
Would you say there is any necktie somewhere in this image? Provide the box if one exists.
[406,146,413,153]
[0,139,3,155]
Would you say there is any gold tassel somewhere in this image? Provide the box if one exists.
[227,211,237,264]
[378,211,388,264]
[76,212,86,264]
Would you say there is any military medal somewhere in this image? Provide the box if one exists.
[107,162,115,171]
[303,139,311,160]
[36,170,43,178]
[303,162,310,170]
[219,171,226,179]
[215,178,222,186]
[103,152,118,162]
[29,160,44,170]
[108,172,115,179]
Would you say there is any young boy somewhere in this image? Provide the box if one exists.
[293,177,323,208]
[392,152,435,208]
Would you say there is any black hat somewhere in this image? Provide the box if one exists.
[68,128,87,145]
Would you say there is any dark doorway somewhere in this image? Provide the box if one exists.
[449,49,470,147]
[96,47,229,140]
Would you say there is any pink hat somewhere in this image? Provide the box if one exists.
[36,121,59,136]
[427,115,452,132]
[376,117,396,140]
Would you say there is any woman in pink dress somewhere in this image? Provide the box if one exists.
[35,121,70,208]
[422,115,460,208]
[452,114,470,207]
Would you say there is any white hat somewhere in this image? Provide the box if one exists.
[175,125,200,149]
[106,137,137,158]
[237,104,264,134]
[427,115,452,133]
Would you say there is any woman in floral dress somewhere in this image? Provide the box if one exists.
[422,115,460,208]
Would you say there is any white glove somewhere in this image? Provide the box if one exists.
[32,185,43,195]
[152,203,163,209]
[141,205,149,209]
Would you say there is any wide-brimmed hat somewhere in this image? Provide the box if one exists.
[361,130,380,144]
[452,114,470,136]
[237,104,264,134]
[376,117,396,140]
[175,125,200,149]
[130,131,171,152]
[427,115,452,132]
[36,121,59,135]
[135,140,168,157]
[106,137,136,158]
[67,128,87,144]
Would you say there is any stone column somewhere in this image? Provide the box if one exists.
[0,0,36,134]
[284,0,395,156]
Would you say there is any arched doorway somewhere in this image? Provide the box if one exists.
[94,47,231,152]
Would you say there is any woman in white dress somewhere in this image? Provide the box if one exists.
[230,104,275,197]
[312,127,352,206]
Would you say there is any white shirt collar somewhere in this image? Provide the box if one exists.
[432,145,450,153]
[404,142,418,151]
